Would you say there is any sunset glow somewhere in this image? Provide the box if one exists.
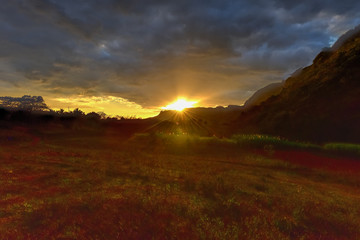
[162,99,198,111]
[49,95,159,118]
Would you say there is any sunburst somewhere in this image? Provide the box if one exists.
[162,98,197,111]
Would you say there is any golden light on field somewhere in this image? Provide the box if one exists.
[162,98,198,111]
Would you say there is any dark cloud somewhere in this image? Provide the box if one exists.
[0,0,360,109]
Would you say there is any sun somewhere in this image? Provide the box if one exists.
[162,98,198,111]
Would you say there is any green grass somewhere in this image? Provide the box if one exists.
[143,133,360,157]
[1,129,360,239]
[231,134,320,150]
[323,142,360,157]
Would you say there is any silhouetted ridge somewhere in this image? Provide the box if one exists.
[236,25,360,143]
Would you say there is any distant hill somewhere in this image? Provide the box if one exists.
[235,25,360,143]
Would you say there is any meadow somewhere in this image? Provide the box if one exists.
[1,126,360,239]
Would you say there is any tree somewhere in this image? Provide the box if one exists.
[0,95,49,111]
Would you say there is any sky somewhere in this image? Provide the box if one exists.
[1,0,360,117]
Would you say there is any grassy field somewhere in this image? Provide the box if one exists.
[1,127,360,239]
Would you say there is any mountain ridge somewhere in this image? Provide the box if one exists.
[235,25,360,142]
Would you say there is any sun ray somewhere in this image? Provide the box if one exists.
[162,98,197,111]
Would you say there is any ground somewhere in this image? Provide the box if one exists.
[0,126,360,239]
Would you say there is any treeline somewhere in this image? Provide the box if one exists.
[0,95,142,126]
[0,107,143,129]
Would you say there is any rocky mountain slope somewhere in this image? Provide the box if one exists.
[236,26,360,142]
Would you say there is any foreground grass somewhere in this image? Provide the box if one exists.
[1,129,360,239]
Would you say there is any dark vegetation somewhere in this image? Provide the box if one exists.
[0,95,49,112]
[0,106,159,139]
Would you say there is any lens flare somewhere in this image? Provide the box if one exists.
[162,98,197,111]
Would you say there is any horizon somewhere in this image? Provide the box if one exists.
[0,94,244,119]
[1,1,360,117]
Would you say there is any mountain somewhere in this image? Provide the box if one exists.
[235,25,360,143]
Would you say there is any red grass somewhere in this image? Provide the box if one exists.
[1,129,360,239]
[272,150,360,174]
[0,196,26,207]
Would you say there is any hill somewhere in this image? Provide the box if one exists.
[235,25,360,142]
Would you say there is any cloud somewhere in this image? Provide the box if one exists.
[0,0,360,111]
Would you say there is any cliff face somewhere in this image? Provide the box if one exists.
[236,26,360,142]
